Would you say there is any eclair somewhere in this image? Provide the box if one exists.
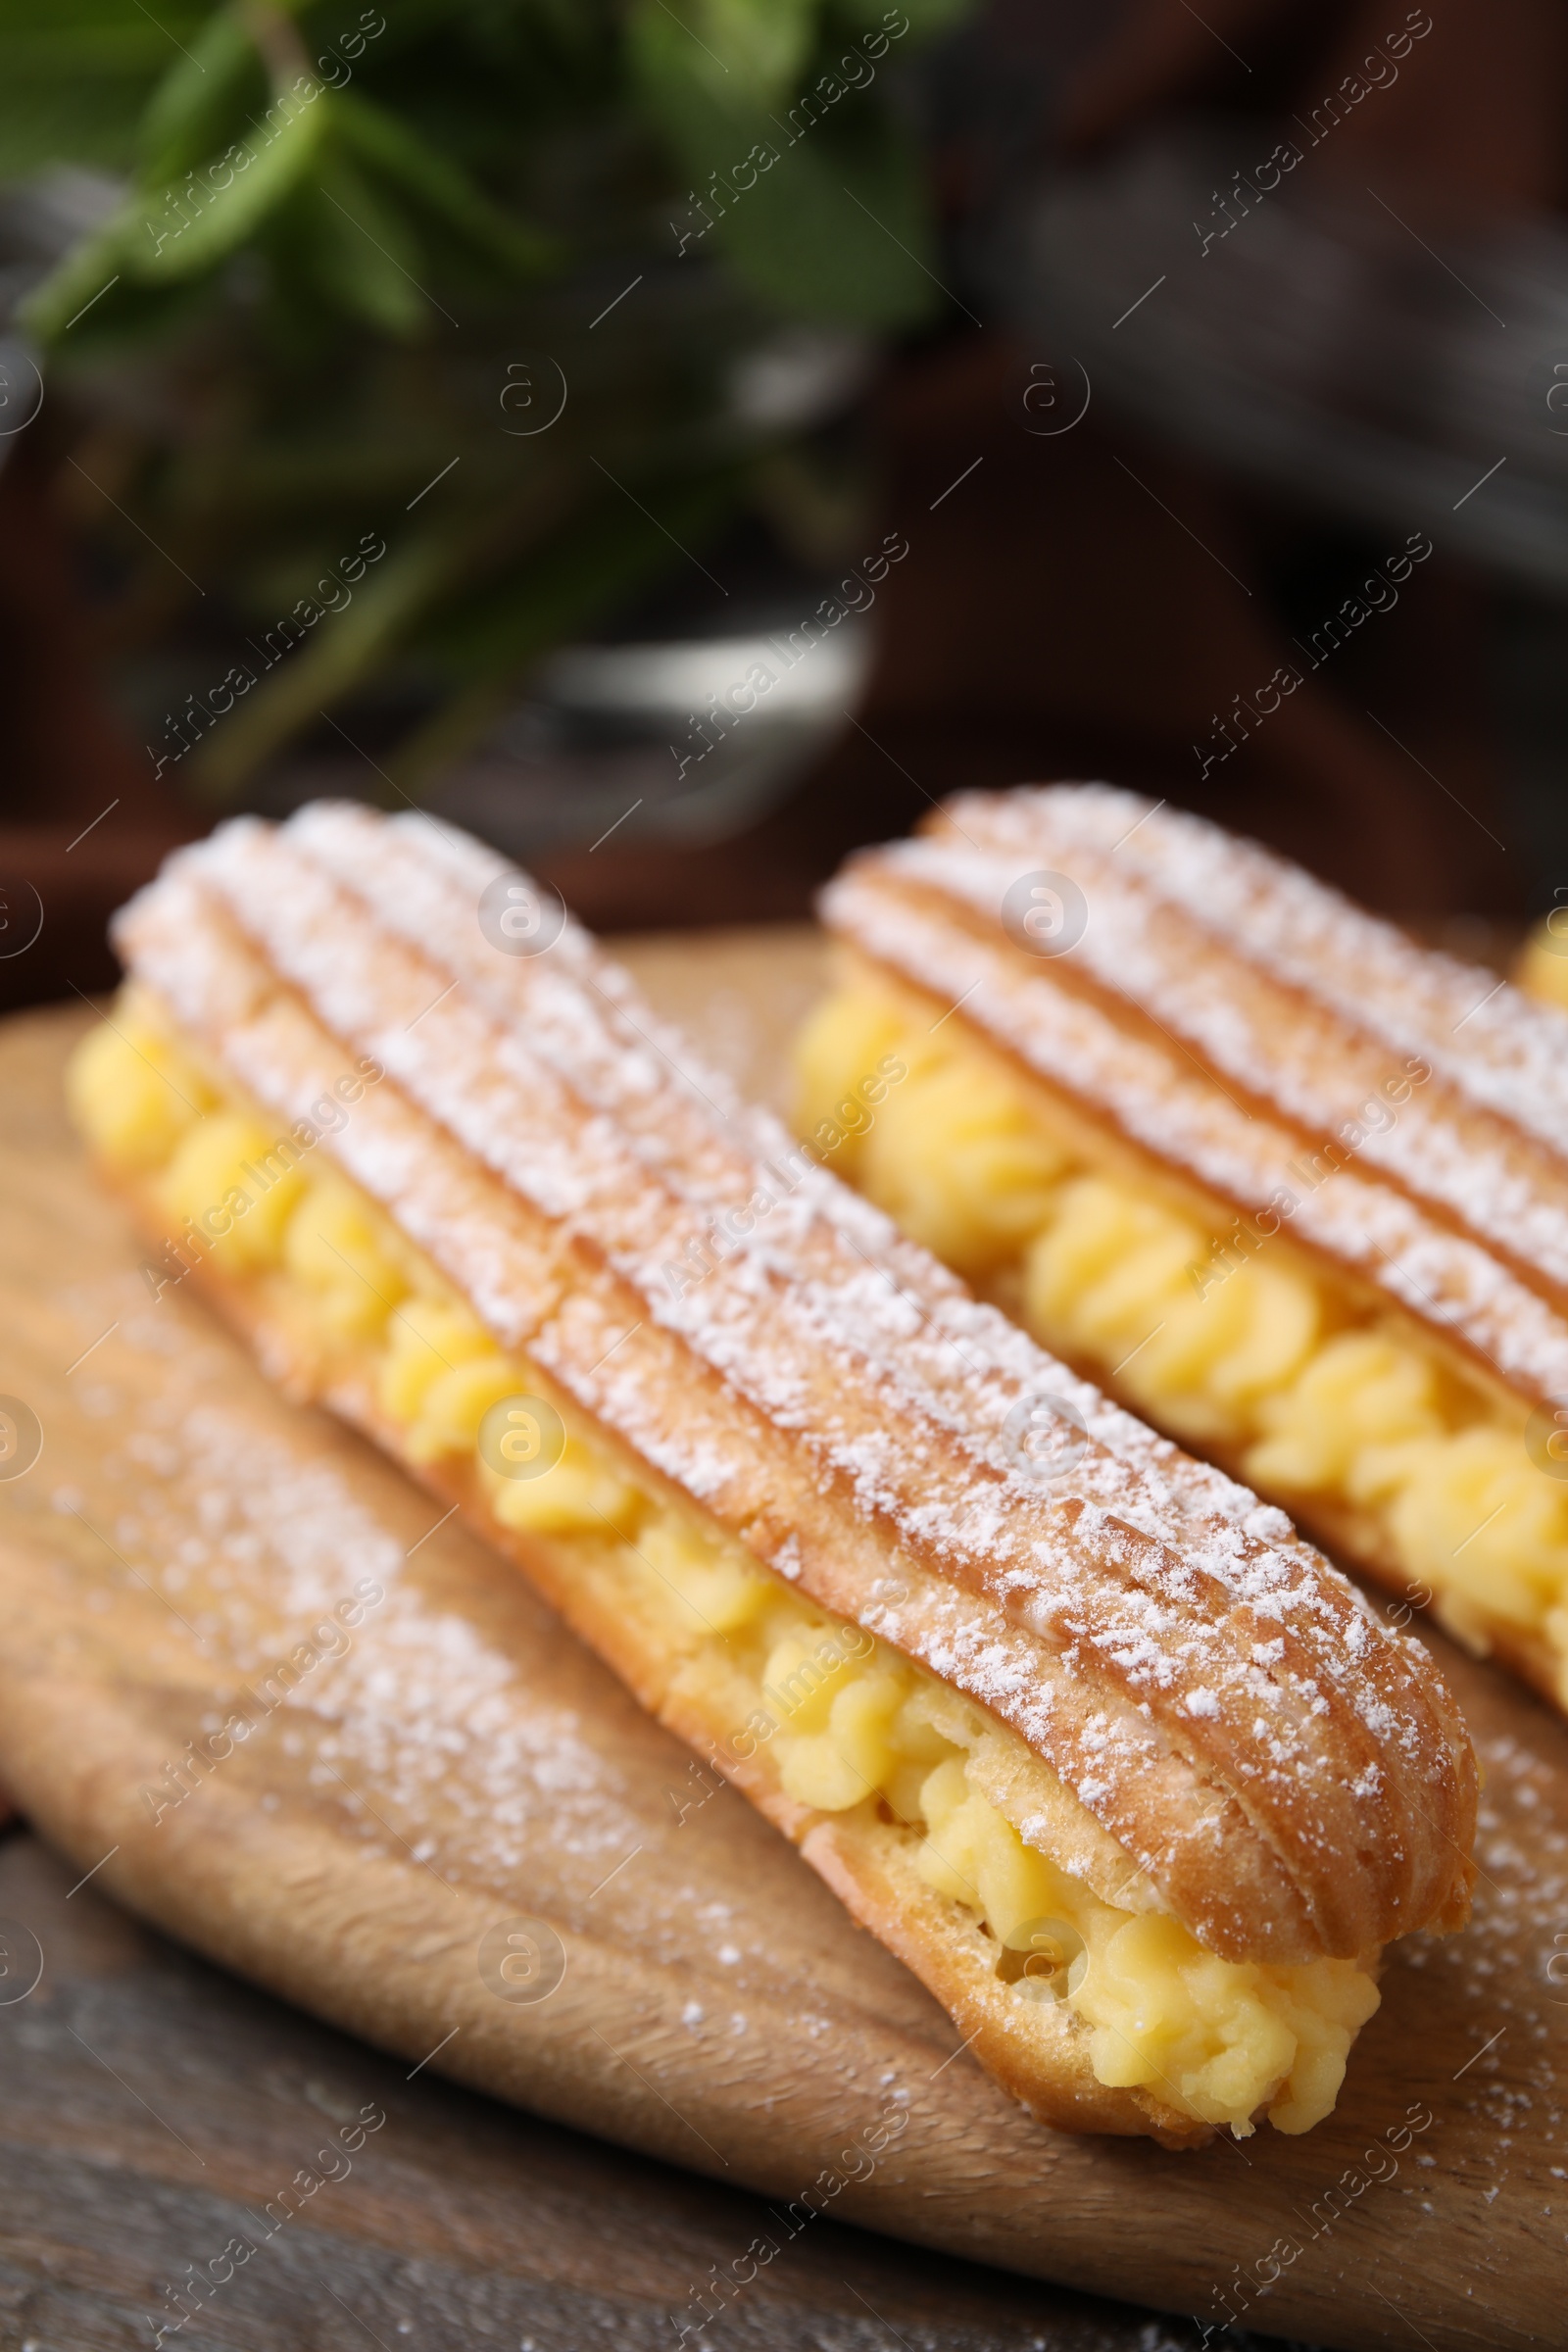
[70,805,1476,2147]
[805,784,1568,1714]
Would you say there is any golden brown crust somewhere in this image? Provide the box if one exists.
[824,788,1568,1409]
[1276,1491,1563,1712]
[105,807,1477,1972]
[826,940,1565,1727]
[819,786,1568,1729]
[800,1823,1207,2149]
[86,1166,1203,2147]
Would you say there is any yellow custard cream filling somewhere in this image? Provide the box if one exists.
[797,976,1568,1696]
[69,994,1382,2136]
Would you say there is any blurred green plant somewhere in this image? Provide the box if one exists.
[4,0,969,800]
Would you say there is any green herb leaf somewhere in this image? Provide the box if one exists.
[137,6,266,186]
[628,0,817,111]
[300,154,429,335]
[332,89,555,276]
[727,131,938,323]
[132,84,328,279]
[0,0,207,174]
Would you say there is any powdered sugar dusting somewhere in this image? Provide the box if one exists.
[825,817,1568,1403]
[72,1314,648,1886]
[851,786,1568,1397]
[108,808,1478,1958]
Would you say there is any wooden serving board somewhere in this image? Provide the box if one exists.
[0,930,1564,2352]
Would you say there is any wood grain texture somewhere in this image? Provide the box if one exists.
[0,932,1562,2352]
[0,1827,1171,2352]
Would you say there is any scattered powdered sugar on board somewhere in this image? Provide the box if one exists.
[19,1279,952,2036]
[1409,1722,1568,2213]
[55,1291,653,1886]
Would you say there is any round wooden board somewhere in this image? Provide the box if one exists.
[0,929,1563,2352]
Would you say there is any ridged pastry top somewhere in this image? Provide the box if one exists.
[824,785,1568,1407]
[112,805,1476,1967]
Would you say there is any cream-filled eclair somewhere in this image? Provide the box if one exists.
[72,804,1475,2147]
[806,784,1568,1715]
[1517,916,1568,1014]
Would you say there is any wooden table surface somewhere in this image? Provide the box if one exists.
[0,930,1563,2352]
[0,1823,1211,2352]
